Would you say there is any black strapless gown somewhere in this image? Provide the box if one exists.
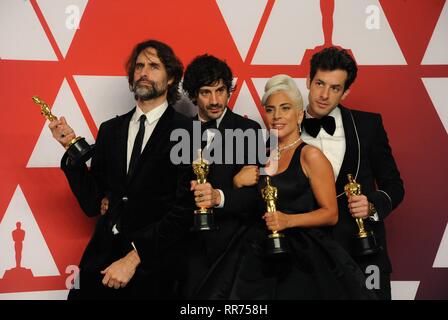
[196,143,377,300]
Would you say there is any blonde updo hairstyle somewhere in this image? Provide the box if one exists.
[261,74,304,111]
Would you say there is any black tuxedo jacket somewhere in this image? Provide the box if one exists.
[332,105,404,273]
[61,105,194,298]
[186,108,262,297]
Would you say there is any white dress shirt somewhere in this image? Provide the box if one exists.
[113,101,168,236]
[301,106,379,221]
[198,107,227,146]
[301,106,346,181]
[126,101,168,173]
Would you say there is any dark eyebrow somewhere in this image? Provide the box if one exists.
[316,78,343,88]
[331,84,342,89]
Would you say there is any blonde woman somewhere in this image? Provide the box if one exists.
[195,75,376,300]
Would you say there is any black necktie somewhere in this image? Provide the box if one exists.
[302,115,336,138]
[128,114,146,176]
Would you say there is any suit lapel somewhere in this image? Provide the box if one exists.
[216,108,235,164]
[335,105,360,193]
[218,108,236,130]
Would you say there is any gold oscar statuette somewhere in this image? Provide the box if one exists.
[261,176,289,255]
[32,96,94,164]
[191,149,217,231]
[344,174,380,256]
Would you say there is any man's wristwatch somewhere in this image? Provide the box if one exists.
[368,202,377,216]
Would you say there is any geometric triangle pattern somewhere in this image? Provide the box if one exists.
[0,0,57,60]
[422,78,448,135]
[391,281,420,300]
[0,0,447,300]
[232,81,266,131]
[216,0,267,61]
[422,1,448,65]
[0,290,69,300]
[333,0,407,65]
[37,0,89,58]
[252,0,323,65]
[433,222,448,268]
[0,185,60,278]
[74,75,135,128]
[27,79,95,168]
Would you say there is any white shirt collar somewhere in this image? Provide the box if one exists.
[305,105,341,121]
[198,107,227,128]
[132,101,168,125]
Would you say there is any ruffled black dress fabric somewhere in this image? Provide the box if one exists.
[196,143,377,300]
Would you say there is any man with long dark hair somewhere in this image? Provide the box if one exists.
[49,39,193,299]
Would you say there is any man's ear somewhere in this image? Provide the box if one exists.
[341,88,350,101]
[168,77,174,86]
[306,77,311,90]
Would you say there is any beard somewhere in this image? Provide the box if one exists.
[133,79,167,101]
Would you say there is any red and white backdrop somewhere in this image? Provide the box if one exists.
[0,0,447,300]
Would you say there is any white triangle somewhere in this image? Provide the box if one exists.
[27,79,95,168]
[433,223,448,268]
[216,0,267,61]
[422,2,448,64]
[333,0,407,65]
[37,0,88,58]
[252,0,323,65]
[391,281,420,300]
[74,75,135,128]
[0,0,56,60]
[0,185,60,279]
[252,77,309,107]
[421,78,448,135]
[0,290,69,300]
[232,81,266,131]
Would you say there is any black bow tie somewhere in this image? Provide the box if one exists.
[202,119,217,130]
[302,116,336,138]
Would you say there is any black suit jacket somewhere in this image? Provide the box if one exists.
[331,105,404,273]
[61,105,194,298]
[186,108,262,297]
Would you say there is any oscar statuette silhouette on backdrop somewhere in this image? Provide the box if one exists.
[0,222,34,291]
[301,0,356,64]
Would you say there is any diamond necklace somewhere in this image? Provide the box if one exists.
[275,137,301,160]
